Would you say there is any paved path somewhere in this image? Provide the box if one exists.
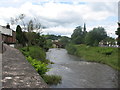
[2,44,48,88]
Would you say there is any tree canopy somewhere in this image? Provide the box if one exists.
[85,27,107,46]
[71,26,87,44]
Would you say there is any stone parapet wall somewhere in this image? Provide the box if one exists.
[2,44,48,88]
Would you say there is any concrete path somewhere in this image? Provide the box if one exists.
[2,44,48,88]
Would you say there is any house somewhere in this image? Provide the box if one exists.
[0,24,16,44]
[52,40,64,48]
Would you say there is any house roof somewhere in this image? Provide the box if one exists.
[0,25,13,36]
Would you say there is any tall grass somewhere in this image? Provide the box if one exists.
[66,44,119,70]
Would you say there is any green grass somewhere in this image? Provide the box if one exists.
[20,46,46,61]
[42,74,62,85]
[66,44,119,70]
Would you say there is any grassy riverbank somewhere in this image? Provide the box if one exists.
[66,44,120,70]
[20,46,62,85]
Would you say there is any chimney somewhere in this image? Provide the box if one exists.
[6,23,10,29]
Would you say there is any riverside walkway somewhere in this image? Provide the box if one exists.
[2,44,48,88]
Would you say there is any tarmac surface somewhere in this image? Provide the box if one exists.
[2,44,48,88]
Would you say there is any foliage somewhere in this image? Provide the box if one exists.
[42,74,62,85]
[66,44,119,70]
[21,46,61,85]
[25,32,40,46]
[26,56,49,75]
[115,22,120,46]
[45,34,61,40]
[46,39,53,48]
[71,26,85,44]
[85,27,107,46]
[60,36,70,48]
[25,32,49,51]
[65,44,77,55]
[20,46,46,61]
[16,25,27,46]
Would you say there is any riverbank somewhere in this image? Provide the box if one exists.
[20,46,62,85]
[66,44,120,71]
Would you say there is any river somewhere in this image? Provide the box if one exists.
[46,48,118,88]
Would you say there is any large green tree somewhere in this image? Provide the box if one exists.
[85,27,107,46]
[71,26,85,44]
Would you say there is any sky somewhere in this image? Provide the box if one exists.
[0,0,119,38]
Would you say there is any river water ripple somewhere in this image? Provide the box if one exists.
[46,48,118,88]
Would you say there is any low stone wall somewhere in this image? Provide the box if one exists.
[2,44,49,88]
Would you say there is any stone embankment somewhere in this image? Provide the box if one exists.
[2,44,48,88]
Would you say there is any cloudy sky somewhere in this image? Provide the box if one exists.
[0,0,119,38]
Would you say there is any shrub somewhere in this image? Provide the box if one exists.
[20,46,46,61]
[66,44,77,55]
[26,56,49,75]
[29,46,46,61]
[42,74,62,85]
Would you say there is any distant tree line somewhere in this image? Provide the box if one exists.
[70,24,116,47]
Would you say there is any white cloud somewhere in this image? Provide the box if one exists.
[0,1,118,38]
[43,26,74,36]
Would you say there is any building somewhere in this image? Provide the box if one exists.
[0,24,16,44]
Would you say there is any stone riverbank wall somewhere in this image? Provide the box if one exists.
[2,44,48,88]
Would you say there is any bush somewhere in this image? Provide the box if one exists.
[29,46,46,61]
[66,44,77,55]
[26,56,49,75]
[20,46,46,61]
[42,74,62,85]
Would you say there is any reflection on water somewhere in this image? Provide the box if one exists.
[46,48,118,88]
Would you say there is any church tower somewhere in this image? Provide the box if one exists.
[83,23,87,33]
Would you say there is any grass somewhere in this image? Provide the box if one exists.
[20,46,46,61]
[42,74,62,85]
[66,44,119,71]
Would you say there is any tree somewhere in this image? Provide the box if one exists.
[10,14,44,33]
[85,27,107,46]
[116,22,120,46]
[16,25,27,46]
[60,36,70,48]
[11,14,26,30]
[25,32,39,46]
[71,26,84,44]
